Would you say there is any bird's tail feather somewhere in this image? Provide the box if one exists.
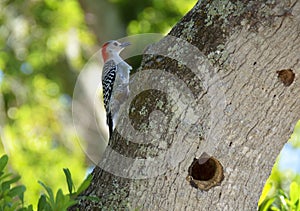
[107,112,113,139]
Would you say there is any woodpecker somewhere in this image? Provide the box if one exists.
[101,40,132,138]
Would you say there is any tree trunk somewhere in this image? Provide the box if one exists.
[78,0,127,42]
[71,0,300,210]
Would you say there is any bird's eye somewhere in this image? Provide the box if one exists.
[113,42,118,46]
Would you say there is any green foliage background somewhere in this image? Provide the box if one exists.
[0,0,95,207]
[0,0,299,209]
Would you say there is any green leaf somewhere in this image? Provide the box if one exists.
[290,181,300,205]
[26,205,34,211]
[19,189,25,205]
[55,189,77,210]
[0,172,13,182]
[38,181,55,206]
[63,168,74,195]
[55,189,64,207]
[2,175,21,192]
[17,204,34,211]
[270,207,281,211]
[2,181,11,192]
[0,155,8,172]
[37,194,49,211]
[76,174,92,195]
[278,189,288,199]
[65,199,77,209]
[278,194,289,211]
[8,185,26,198]
[3,175,21,187]
[258,197,275,211]
[259,182,272,206]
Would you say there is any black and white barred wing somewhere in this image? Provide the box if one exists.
[102,60,117,135]
[102,60,117,113]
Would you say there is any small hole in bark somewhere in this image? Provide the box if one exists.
[276,69,295,86]
[253,61,257,65]
[229,142,232,147]
[186,152,224,191]
[274,94,276,98]
[191,157,216,180]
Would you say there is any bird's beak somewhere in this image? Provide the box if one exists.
[120,42,131,48]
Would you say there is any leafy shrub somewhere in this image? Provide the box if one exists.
[0,154,97,211]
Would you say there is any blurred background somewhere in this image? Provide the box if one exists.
[0,0,299,209]
[0,0,196,206]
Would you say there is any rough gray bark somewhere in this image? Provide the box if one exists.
[71,0,300,210]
